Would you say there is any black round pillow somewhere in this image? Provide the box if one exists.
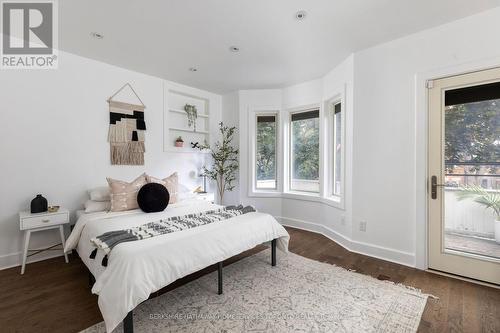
[137,183,170,213]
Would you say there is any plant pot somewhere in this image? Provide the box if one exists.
[175,141,184,148]
[495,220,500,244]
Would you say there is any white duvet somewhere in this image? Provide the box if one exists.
[65,199,289,332]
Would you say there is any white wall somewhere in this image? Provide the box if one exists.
[279,65,354,239]
[237,89,283,216]
[234,56,358,258]
[230,7,500,268]
[0,49,221,269]
[352,6,500,267]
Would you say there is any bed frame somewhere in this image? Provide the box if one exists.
[88,239,277,333]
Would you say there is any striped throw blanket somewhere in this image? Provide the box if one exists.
[89,205,256,266]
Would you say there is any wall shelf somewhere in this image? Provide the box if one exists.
[164,90,211,152]
[169,108,209,118]
[169,127,209,135]
[166,146,210,154]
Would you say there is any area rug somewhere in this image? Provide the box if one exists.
[82,251,430,333]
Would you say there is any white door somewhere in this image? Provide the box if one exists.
[428,67,500,285]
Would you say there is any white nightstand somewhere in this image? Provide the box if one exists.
[197,192,215,203]
[19,208,70,274]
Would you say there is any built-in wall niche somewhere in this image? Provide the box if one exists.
[164,90,210,153]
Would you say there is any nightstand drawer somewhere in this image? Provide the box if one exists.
[21,212,68,230]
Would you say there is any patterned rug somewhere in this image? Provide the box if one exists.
[82,251,430,333]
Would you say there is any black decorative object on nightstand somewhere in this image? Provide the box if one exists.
[30,194,48,213]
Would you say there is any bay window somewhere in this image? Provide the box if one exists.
[248,90,346,205]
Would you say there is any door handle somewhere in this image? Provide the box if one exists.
[431,176,445,199]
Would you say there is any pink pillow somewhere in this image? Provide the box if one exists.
[107,173,147,212]
[146,172,179,204]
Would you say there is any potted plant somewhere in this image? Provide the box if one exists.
[456,185,500,243]
[197,122,238,204]
[184,104,198,131]
[175,136,184,147]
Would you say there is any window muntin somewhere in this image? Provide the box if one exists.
[256,114,277,190]
[332,102,342,196]
[290,109,320,193]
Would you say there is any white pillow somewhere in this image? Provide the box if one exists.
[178,183,199,201]
[84,200,111,213]
[88,186,111,202]
[178,183,191,194]
[179,191,197,201]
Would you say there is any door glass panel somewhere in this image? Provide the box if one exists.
[444,82,500,260]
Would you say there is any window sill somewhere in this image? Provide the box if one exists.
[282,191,321,203]
[321,196,345,210]
[247,190,345,210]
[247,191,282,198]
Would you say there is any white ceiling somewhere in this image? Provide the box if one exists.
[59,0,500,93]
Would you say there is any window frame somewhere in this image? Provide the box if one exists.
[323,93,346,209]
[285,105,321,196]
[248,108,281,197]
[246,90,348,207]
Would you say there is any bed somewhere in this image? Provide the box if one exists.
[64,198,290,332]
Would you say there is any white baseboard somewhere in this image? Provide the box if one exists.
[277,216,416,268]
[0,250,65,271]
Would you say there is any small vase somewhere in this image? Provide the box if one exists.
[31,194,48,213]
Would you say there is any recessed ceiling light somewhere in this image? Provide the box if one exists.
[188,67,198,72]
[295,10,307,21]
[229,46,240,52]
[90,32,104,39]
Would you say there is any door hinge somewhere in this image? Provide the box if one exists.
[426,80,434,89]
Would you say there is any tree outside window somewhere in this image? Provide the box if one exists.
[256,115,277,189]
[291,110,320,193]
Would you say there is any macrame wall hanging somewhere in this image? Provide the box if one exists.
[107,83,146,165]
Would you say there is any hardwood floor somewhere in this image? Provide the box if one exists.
[0,227,499,333]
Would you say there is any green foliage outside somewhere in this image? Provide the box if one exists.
[457,185,500,219]
[256,121,276,181]
[447,99,499,217]
[292,118,319,180]
[256,117,321,182]
[445,100,499,175]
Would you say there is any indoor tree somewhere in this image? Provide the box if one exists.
[199,122,239,203]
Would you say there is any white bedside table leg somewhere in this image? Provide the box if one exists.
[21,230,31,275]
[59,225,69,263]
